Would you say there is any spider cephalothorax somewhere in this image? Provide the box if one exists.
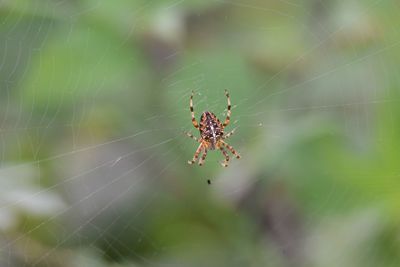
[186,90,240,167]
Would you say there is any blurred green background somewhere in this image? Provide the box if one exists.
[1,0,400,266]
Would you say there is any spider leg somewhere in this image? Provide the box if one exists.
[219,147,230,167]
[221,141,241,159]
[199,148,208,166]
[190,91,199,129]
[223,128,236,140]
[188,143,203,165]
[185,132,200,143]
[223,89,231,127]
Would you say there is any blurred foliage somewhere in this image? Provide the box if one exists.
[1,0,400,266]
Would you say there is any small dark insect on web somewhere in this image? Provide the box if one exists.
[207,179,211,185]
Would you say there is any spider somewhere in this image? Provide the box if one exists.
[186,90,241,167]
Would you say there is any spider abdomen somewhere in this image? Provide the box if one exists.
[199,111,223,149]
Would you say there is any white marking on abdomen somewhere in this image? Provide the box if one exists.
[210,124,217,140]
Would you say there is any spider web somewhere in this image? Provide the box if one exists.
[1,0,399,266]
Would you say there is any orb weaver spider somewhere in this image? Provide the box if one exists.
[186,90,241,167]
